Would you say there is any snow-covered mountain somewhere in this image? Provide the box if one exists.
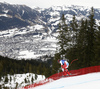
[0,2,100,59]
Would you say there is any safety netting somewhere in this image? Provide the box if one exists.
[21,65,100,89]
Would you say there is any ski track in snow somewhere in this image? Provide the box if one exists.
[33,72,100,89]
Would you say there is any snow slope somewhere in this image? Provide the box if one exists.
[0,73,45,88]
[33,72,100,89]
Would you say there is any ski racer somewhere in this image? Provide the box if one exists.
[58,59,70,76]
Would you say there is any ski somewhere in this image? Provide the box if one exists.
[60,72,80,78]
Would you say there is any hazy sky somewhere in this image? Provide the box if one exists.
[0,0,100,8]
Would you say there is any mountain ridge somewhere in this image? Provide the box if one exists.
[0,2,100,59]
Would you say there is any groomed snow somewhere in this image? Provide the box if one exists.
[33,72,100,89]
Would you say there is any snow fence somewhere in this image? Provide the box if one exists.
[21,65,100,89]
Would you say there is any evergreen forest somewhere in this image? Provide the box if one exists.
[0,7,100,78]
[0,55,53,78]
[52,7,100,74]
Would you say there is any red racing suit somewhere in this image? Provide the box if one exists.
[60,60,70,76]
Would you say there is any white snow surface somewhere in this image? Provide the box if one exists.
[18,50,42,59]
[33,72,100,89]
[0,73,45,88]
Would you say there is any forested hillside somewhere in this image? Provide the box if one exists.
[52,7,100,73]
[0,55,53,78]
[0,7,100,78]
[0,7,100,88]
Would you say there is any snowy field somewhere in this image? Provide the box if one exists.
[33,72,100,89]
[0,73,45,88]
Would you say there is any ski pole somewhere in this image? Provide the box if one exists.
[70,59,78,66]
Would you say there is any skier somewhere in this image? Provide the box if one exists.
[58,59,70,76]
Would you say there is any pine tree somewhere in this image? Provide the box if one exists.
[37,63,42,74]
[86,7,96,66]
[4,76,8,84]
[66,15,79,68]
[57,14,70,55]
[70,15,78,46]
[44,68,51,78]
[29,64,32,73]
[0,61,3,75]
[31,76,34,84]
[52,53,60,74]
[93,26,100,65]
[76,19,85,68]
[74,18,90,68]
[10,76,12,83]
[76,7,97,67]
[10,68,14,75]
[24,78,27,83]
[35,73,37,80]
[15,82,18,89]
